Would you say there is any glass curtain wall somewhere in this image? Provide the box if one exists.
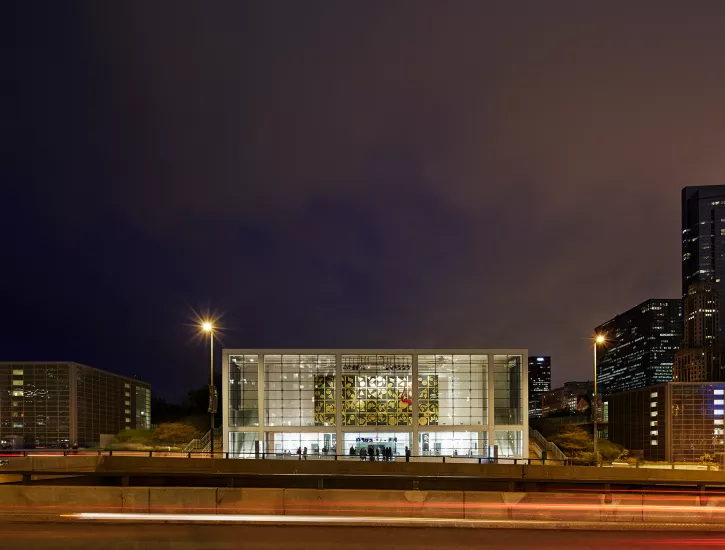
[494,355,522,425]
[0,364,71,447]
[224,351,527,459]
[76,366,129,446]
[263,432,337,456]
[340,354,413,427]
[418,431,487,456]
[418,355,487,427]
[229,432,258,458]
[135,385,151,429]
[228,355,259,427]
[671,384,725,462]
[494,430,523,457]
[264,354,336,427]
[343,431,411,458]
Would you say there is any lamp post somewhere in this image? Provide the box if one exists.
[202,322,215,456]
[593,335,605,465]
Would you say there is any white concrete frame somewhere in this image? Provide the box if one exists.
[222,349,528,458]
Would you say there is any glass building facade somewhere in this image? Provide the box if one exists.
[528,356,551,418]
[0,362,151,448]
[222,349,528,459]
[605,382,725,462]
[682,186,725,339]
[595,299,683,395]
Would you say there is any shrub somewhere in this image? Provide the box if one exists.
[152,422,202,445]
[111,429,154,445]
[597,438,624,463]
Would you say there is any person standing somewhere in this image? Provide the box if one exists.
[405,446,411,462]
[297,447,302,460]
[303,447,308,460]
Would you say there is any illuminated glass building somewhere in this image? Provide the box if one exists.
[595,299,683,395]
[674,282,723,382]
[0,362,151,448]
[222,349,528,459]
[682,185,725,339]
[605,382,725,462]
[528,356,551,418]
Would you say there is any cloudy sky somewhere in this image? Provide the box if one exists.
[6,2,725,399]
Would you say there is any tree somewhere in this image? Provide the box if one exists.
[550,426,592,455]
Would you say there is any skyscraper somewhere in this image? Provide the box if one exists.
[595,299,683,394]
[528,356,551,418]
[682,185,725,339]
[673,282,722,382]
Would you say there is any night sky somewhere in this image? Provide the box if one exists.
[6,2,725,400]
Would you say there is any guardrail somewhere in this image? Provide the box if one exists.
[0,449,570,465]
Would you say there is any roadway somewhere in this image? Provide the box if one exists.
[2,523,725,549]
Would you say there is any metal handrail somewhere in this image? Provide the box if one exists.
[0,449,570,464]
[182,430,212,453]
[529,428,568,461]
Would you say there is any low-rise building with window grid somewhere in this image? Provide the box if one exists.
[222,349,528,459]
[0,362,150,448]
[605,382,725,462]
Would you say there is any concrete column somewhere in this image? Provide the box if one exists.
[487,354,495,456]
[665,384,673,463]
[412,353,419,456]
[222,350,229,454]
[522,352,529,459]
[335,351,342,455]
[69,364,78,446]
[258,355,264,451]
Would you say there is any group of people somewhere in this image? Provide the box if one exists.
[351,445,410,462]
[286,444,414,461]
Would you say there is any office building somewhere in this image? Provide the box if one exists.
[595,299,682,394]
[528,356,551,418]
[674,282,723,382]
[0,362,151,448]
[682,185,725,340]
[541,381,592,417]
[222,349,528,459]
[605,382,725,462]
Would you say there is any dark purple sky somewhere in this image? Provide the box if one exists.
[6,2,725,400]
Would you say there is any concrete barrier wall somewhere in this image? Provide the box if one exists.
[1,485,724,523]
[0,456,102,473]
[94,456,725,487]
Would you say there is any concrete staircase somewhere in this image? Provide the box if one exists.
[529,427,568,461]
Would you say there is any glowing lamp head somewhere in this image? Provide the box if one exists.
[202,322,213,333]
[595,335,605,344]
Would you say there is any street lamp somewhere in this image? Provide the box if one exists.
[202,321,215,456]
[593,334,605,465]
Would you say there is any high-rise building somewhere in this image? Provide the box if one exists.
[595,299,683,394]
[682,185,725,339]
[0,362,151,448]
[674,282,723,382]
[528,356,551,418]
